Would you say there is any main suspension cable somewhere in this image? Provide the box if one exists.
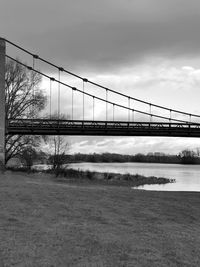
[5,38,200,119]
[6,55,195,124]
[49,78,52,118]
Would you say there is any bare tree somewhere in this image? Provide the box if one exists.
[178,149,197,164]
[49,135,70,172]
[5,58,47,164]
[20,146,38,170]
[44,113,70,175]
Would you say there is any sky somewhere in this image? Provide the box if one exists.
[1,0,200,155]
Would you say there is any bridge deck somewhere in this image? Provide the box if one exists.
[6,119,200,137]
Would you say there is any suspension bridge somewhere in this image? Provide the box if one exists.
[1,37,200,164]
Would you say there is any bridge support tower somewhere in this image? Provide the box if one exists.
[0,38,5,170]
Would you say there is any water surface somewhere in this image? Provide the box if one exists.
[69,162,200,192]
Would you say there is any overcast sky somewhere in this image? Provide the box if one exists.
[2,0,200,154]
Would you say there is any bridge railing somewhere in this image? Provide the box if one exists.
[6,118,200,137]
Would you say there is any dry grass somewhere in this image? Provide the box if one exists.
[0,171,200,266]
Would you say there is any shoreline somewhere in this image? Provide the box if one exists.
[8,167,175,187]
[68,160,200,165]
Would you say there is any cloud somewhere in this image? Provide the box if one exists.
[68,135,200,155]
[3,0,200,72]
[3,0,200,155]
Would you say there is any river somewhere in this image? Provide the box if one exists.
[69,162,200,192]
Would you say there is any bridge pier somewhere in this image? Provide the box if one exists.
[0,38,5,170]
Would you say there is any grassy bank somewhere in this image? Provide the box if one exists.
[0,171,200,266]
[57,168,174,187]
[9,166,174,187]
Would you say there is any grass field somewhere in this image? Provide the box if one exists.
[0,171,200,267]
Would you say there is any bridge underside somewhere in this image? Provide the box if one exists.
[6,119,200,138]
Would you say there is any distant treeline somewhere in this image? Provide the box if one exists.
[63,150,200,164]
[18,149,200,167]
[67,152,178,163]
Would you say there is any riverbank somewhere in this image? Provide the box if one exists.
[8,166,174,187]
[0,171,199,266]
[50,167,175,187]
